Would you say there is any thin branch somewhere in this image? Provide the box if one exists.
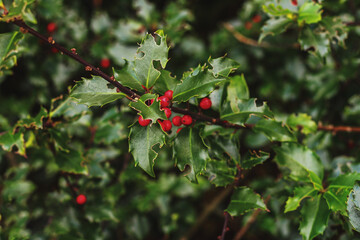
[233,195,271,240]
[180,186,234,240]
[13,20,141,100]
[11,20,360,134]
[220,212,230,240]
[223,22,271,48]
[223,22,299,49]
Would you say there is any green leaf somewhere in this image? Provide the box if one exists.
[324,173,360,216]
[0,131,26,156]
[208,56,240,77]
[262,4,292,17]
[207,135,240,164]
[0,0,36,24]
[241,151,270,169]
[274,143,324,182]
[129,93,167,123]
[299,27,329,58]
[287,113,317,135]
[129,124,165,177]
[308,171,323,191]
[134,30,169,89]
[0,31,23,75]
[50,97,88,118]
[227,74,249,102]
[253,119,297,142]
[94,122,127,144]
[225,187,268,216]
[300,195,330,240]
[204,159,237,187]
[173,127,208,182]
[172,65,227,102]
[259,17,293,42]
[153,69,178,95]
[70,76,126,107]
[55,149,88,174]
[298,2,322,25]
[320,17,348,48]
[113,60,144,93]
[285,185,318,213]
[15,107,48,129]
[347,182,360,232]
[220,98,273,126]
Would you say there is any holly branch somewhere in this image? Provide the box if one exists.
[11,20,360,134]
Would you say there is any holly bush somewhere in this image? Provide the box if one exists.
[1,0,360,239]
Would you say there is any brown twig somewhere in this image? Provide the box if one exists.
[233,195,271,240]
[220,212,230,240]
[223,22,299,49]
[180,186,234,240]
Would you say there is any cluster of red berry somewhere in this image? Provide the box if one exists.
[138,90,212,133]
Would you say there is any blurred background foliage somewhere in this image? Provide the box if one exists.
[1,0,360,239]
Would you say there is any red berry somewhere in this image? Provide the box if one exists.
[47,22,57,33]
[158,96,170,108]
[245,21,252,30]
[181,115,193,126]
[164,90,173,100]
[291,0,297,6]
[138,115,151,126]
[76,194,87,205]
[172,116,182,126]
[176,128,182,134]
[252,15,261,23]
[199,97,212,110]
[51,47,58,53]
[160,120,172,132]
[163,107,172,118]
[101,58,110,68]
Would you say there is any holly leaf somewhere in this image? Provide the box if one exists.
[15,107,48,129]
[113,60,144,93]
[172,65,227,102]
[347,182,360,232]
[227,74,249,102]
[0,31,23,75]
[220,98,273,126]
[259,17,293,42]
[208,56,240,77]
[262,3,292,16]
[274,143,324,183]
[153,69,178,95]
[285,185,318,213]
[50,97,88,118]
[70,76,126,107]
[173,127,209,183]
[287,113,317,135]
[204,159,237,187]
[207,135,240,164]
[324,173,360,216]
[0,0,36,24]
[225,187,268,216]
[300,195,330,240]
[320,17,348,48]
[241,151,270,169]
[55,149,88,175]
[298,2,322,25]
[128,93,167,123]
[133,30,169,89]
[299,27,329,58]
[0,131,26,156]
[94,122,127,144]
[129,124,165,177]
[253,119,297,142]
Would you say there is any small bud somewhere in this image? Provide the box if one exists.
[85,66,92,71]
